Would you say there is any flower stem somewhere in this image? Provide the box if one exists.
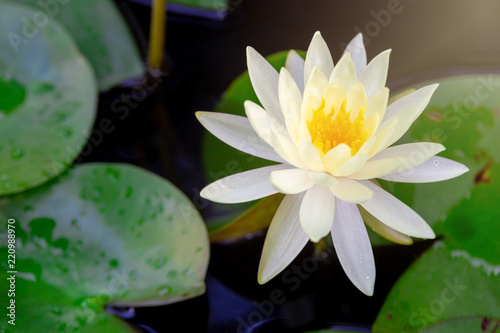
[148,0,167,70]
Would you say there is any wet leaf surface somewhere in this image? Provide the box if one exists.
[0,2,97,196]
[0,163,210,332]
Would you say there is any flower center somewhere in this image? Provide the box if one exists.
[307,98,368,155]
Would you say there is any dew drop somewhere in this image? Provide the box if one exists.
[167,270,178,279]
[105,168,120,181]
[56,128,73,138]
[53,91,63,100]
[433,159,440,166]
[49,112,70,124]
[71,219,80,230]
[56,263,69,274]
[146,256,168,270]
[123,185,133,199]
[67,247,79,257]
[156,203,164,214]
[30,82,55,94]
[182,268,192,277]
[157,285,172,296]
[11,147,24,159]
[52,307,62,316]
[56,322,67,332]
[91,187,103,202]
[128,269,140,281]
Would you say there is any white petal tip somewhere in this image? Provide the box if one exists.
[417,229,436,239]
[257,269,274,285]
[308,235,323,243]
[363,286,374,297]
[246,46,260,62]
[195,111,208,120]
[199,187,212,201]
[352,276,375,296]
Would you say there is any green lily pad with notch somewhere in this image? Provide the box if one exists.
[373,74,500,332]
[9,0,144,90]
[0,163,209,332]
[0,2,97,196]
[372,244,500,333]
[380,75,500,239]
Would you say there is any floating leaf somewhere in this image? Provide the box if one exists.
[0,2,97,196]
[380,75,500,236]
[373,74,500,333]
[9,0,144,90]
[0,163,209,332]
[373,244,500,333]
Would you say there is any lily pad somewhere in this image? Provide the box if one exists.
[381,75,500,236]
[0,2,97,196]
[0,163,209,332]
[373,244,500,333]
[373,74,500,333]
[10,0,144,90]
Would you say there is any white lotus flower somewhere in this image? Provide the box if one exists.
[196,32,468,295]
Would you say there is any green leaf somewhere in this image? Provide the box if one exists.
[9,0,144,90]
[0,163,209,332]
[373,74,500,333]
[373,244,500,333]
[202,50,303,233]
[0,2,97,196]
[380,75,500,236]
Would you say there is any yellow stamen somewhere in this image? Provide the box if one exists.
[307,98,368,155]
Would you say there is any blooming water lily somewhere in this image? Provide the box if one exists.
[197,32,469,295]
